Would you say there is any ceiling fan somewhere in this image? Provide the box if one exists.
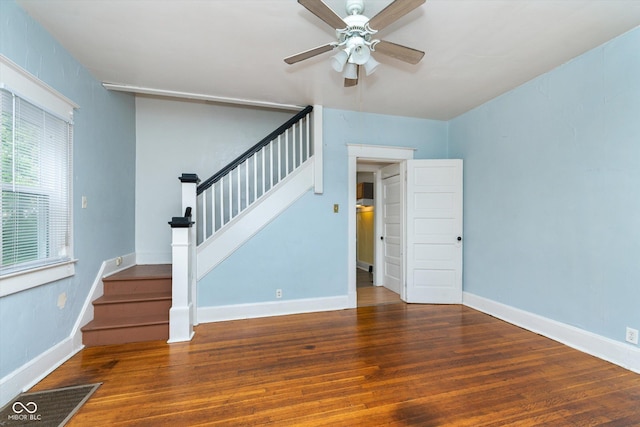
[285,0,426,87]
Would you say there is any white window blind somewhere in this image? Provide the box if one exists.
[1,88,73,275]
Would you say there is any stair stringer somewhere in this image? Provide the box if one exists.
[196,157,314,280]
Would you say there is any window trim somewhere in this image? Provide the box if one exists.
[0,260,77,297]
[0,55,78,120]
[1,54,78,296]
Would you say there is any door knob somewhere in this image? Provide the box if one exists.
[380,236,384,241]
[457,236,462,241]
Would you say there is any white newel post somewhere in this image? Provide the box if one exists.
[179,173,199,327]
[168,220,194,343]
[167,173,199,343]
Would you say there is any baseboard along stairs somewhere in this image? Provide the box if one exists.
[81,265,172,347]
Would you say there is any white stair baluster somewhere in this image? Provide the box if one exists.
[202,189,208,239]
[277,136,281,184]
[270,142,274,189]
[262,145,267,195]
[218,180,224,227]
[232,170,236,220]
[254,152,258,202]
[299,119,303,165]
[292,123,297,170]
[285,128,289,176]
[236,166,241,215]
[210,184,216,234]
[228,173,231,221]
[305,114,311,160]
[245,158,249,209]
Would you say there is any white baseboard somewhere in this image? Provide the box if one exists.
[198,295,350,323]
[0,253,137,408]
[0,337,78,407]
[356,261,373,272]
[463,292,640,374]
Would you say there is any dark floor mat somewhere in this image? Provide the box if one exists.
[0,383,101,427]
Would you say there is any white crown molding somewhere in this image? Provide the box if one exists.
[102,82,303,111]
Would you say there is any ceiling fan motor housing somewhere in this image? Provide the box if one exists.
[338,14,376,43]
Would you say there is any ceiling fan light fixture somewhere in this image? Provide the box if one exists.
[343,62,358,80]
[363,55,380,76]
[331,49,350,72]
[350,44,371,65]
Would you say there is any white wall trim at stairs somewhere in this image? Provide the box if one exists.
[463,292,640,374]
[198,295,350,323]
[0,253,136,407]
[71,253,137,349]
[313,104,323,194]
[197,158,315,280]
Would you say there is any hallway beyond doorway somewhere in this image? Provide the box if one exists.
[356,269,402,307]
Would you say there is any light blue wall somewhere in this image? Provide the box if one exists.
[198,109,448,306]
[0,1,136,377]
[449,27,640,343]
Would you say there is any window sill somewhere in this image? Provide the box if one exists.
[0,260,77,298]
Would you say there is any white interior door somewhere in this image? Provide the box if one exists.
[405,159,463,303]
[381,163,402,294]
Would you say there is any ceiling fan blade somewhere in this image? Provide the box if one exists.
[374,40,424,64]
[344,65,359,87]
[298,0,347,29]
[367,0,426,31]
[284,43,336,64]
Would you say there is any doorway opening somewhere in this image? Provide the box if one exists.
[347,144,416,308]
[355,167,401,307]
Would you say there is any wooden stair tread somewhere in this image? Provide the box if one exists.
[104,264,171,281]
[84,264,172,347]
[82,314,169,331]
[94,291,172,305]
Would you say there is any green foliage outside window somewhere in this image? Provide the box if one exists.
[1,90,54,270]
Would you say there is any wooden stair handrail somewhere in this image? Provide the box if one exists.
[197,105,313,195]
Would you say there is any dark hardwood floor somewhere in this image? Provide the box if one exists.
[356,268,402,307]
[31,303,640,426]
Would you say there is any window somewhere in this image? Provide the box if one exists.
[1,55,77,296]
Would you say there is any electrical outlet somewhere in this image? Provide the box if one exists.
[626,327,638,345]
[276,289,282,299]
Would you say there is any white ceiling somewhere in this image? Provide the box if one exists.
[16,0,640,120]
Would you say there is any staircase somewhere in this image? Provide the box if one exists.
[82,265,172,347]
[193,105,315,278]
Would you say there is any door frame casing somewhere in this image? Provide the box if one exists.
[347,144,415,307]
